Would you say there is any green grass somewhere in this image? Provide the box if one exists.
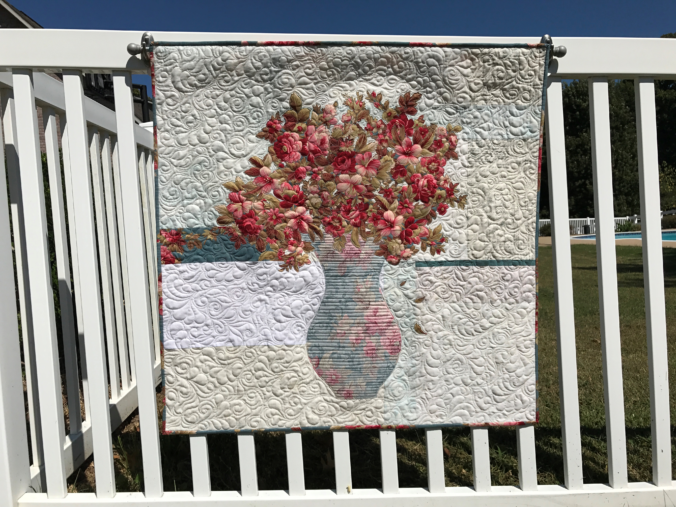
[67,245,676,492]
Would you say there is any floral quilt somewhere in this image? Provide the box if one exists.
[152,41,549,433]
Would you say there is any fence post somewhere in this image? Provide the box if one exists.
[0,85,31,507]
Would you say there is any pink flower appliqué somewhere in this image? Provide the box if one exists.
[284,206,313,233]
[394,138,422,165]
[355,152,381,177]
[336,174,366,198]
[376,210,404,237]
[227,192,253,220]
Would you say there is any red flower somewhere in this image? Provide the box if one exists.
[266,208,285,225]
[392,164,408,180]
[162,229,185,246]
[292,166,308,181]
[401,217,421,244]
[380,187,395,201]
[227,191,254,219]
[343,202,369,227]
[386,255,401,265]
[398,198,414,215]
[420,156,447,175]
[431,139,445,152]
[238,210,262,236]
[273,132,302,162]
[387,113,414,137]
[411,174,438,203]
[160,245,176,264]
[322,215,345,238]
[437,203,449,215]
[275,183,306,209]
[332,151,356,174]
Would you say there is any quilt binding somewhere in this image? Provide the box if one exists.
[150,40,552,435]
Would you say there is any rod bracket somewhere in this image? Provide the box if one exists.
[127,32,154,64]
[540,34,567,60]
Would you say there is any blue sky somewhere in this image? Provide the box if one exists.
[11,0,675,37]
[9,0,675,92]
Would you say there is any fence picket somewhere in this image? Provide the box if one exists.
[238,435,258,497]
[0,87,32,507]
[425,429,445,494]
[635,77,672,487]
[100,133,131,391]
[589,77,629,488]
[60,114,91,424]
[144,150,161,364]
[111,137,137,382]
[62,71,116,497]
[285,432,305,496]
[516,425,537,491]
[189,436,211,498]
[89,128,121,403]
[43,107,83,435]
[471,428,491,493]
[333,431,352,495]
[545,77,584,490]
[0,89,43,472]
[379,430,399,494]
[112,71,163,497]
[12,68,67,498]
[137,150,158,364]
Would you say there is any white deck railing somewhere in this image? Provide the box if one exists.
[0,30,674,507]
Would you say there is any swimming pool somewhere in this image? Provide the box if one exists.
[575,231,676,241]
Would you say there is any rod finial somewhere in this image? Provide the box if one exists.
[127,32,154,64]
[540,34,566,60]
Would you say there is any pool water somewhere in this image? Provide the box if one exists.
[575,231,676,241]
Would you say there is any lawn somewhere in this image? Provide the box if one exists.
[68,245,676,492]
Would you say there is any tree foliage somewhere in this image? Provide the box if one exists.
[540,32,676,218]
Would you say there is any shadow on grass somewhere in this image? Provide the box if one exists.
[574,247,676,289]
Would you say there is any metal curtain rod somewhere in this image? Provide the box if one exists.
[127,32,567,63]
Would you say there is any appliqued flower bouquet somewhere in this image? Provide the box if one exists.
[214,90,466,271]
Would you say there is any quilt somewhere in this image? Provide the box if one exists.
[152,40,549,433]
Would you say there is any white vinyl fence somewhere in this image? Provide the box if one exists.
[539,215,641,236]
[0,30,674,507]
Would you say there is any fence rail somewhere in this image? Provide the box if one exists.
[0,30,674,507]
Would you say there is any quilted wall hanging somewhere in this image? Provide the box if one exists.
[152,40,549,433]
